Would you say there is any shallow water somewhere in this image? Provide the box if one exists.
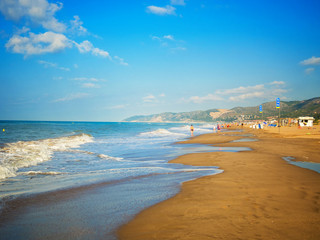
[231,138,258,142]
[0,121,238,239]
[283,156,320,174]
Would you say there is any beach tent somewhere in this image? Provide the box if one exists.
[298,117,314,127]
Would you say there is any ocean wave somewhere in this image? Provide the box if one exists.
[0,133,93,180]
[97,154,124,161]
[21,171,64,176]
[65,150,124,162]
[140,129,187,138]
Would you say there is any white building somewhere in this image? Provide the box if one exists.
[298,117,315,127]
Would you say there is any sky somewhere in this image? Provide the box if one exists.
[0,0,319,121]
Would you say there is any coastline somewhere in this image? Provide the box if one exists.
[118,126,320,240]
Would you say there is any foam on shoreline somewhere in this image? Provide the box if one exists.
[0,133,93,180]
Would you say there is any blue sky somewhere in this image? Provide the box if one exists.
[0,0,319,121]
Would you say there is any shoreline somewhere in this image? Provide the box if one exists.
[118,127,320,240]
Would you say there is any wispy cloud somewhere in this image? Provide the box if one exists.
[188,82,287,103]
[215,84,264,95]
[107,104,127,110]
[163,35,174,40]
[305,67,315,74]
[151,34,186,52]
[143,94,157,103]
[270,81,285,85]
[74,40,110,59]
[300,56,320,65]
[53,92,89,102]
[189,94,223,103]
[38,60,70,71]
[229,92,264,101]
[114,56,129,66]
[300,56,319,74]
[170,0,186,6]
[81,83,100,88]
[142,93,165,103]
[71,77,103,82]
[146,5,176,15]
[69,15,87,35]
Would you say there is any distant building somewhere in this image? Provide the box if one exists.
[298,117,315,127]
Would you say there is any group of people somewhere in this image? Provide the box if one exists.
[190,124,225,137]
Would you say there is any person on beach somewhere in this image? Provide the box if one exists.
[190,124,194,137]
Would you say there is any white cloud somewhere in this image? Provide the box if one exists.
[163,35,174,40]
[15,26,30,35]
[53,92,89,102]
[229,92,264,101]
[151,36,161,41]
[71,77,102,82]
[0,0,66,32]
[75,40,93,53]
[59,66,70,71]
[114,56,129,66]
[1,0,121,63]
[305,67,315,74]
[270,81,285,85]
[171,46,186,51]
[81,83,100,88]
[147,5,176,15]
[300,56,320,65]
[170,0,186,6]
[107,105,126,110]
[74,40,111,59]
[6,31,71,56]
[215,84,264,95]
[188,82,287,104]
[159,93,166,97]
[70,15,87,35]
[151,34,186,52]
[38,60,70,71]
[189,94,223,103]
[152,35,175,41]
[143,94,157,103]
[38,60,56,68]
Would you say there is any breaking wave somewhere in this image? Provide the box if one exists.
[140,129,187,138]
[0,133,93,180]
[21,171,64,176]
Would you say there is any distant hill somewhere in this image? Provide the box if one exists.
[124,97,320,122]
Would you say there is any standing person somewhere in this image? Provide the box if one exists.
[190,124,194,137]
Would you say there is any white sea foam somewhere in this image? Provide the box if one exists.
[140,129,187,138]
[97,154,123,161]
[64,149,124,162]
[0,133,93,180]
[22,171,64,176]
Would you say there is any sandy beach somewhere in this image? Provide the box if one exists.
[118,126,320,240]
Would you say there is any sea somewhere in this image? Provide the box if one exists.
[0,121,249,239]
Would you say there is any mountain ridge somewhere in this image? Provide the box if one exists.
[124,97,320,122]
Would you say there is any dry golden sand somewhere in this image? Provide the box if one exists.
[118,126,320,240]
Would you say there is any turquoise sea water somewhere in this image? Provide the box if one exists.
[0,121,251,239]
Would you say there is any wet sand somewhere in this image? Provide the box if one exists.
[118,126,320,240]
